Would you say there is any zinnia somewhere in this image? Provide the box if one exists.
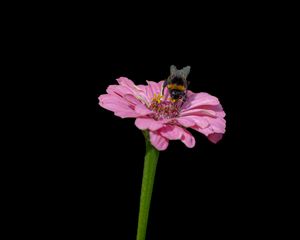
[99,76,226,150]
[99,66,226,240]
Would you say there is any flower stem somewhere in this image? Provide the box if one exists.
[136,131,159,240]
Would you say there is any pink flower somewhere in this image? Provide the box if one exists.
[99,77,226,151]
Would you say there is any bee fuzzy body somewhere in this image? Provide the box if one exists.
[167,78,186,101]
[163,65,191,102]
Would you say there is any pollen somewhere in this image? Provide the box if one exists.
[149,95,182,120]
[152,93,162,103]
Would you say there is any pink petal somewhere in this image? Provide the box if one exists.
[134,103,153,116]
[146,80,162,98]
[106,85,133,97]
[149,131,169,151]
[176,117,195,128]
[136,84,150,100]
[144,83,155,100]
[191,116,210,129]
[116,77,150,105]
[159,125,182,140]
[135,118,164,131]
[204,117,226,133]
[191,117,225,143]
[208,133,223,143]
[181,92,220,111]
[191,125,213,137]
[114,110,142,118]
[199,104,226,118]
[99,94,140,118]
[123,94,142,106]
[99,94,132,111]
[176,116,209,129]
[180,108,217,118]
[116,77,138,89]
[181,129,196,148]
[159,125,196,148]
[99,78,157,119]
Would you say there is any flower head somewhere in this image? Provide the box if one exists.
[99,77,226,151]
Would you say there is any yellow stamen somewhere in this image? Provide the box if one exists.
[152,93,163,103]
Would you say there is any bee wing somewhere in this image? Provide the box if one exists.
[180,66,191,79]
[170,65,191,87]
[170,65,177,75]
[176,66,191,88]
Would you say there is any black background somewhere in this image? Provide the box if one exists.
[15,7,292,239]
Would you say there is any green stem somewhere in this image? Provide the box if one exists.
[136,131,159,240]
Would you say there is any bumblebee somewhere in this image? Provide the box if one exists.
[162,65,191,102]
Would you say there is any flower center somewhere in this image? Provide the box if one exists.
[149,94,182,120]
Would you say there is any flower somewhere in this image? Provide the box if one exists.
[99,77,226,151]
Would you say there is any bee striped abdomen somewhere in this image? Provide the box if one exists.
[167,84,186,91]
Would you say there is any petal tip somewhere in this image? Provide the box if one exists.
[208,133,224,144]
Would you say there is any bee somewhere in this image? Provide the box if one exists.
[162,65,191,102]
